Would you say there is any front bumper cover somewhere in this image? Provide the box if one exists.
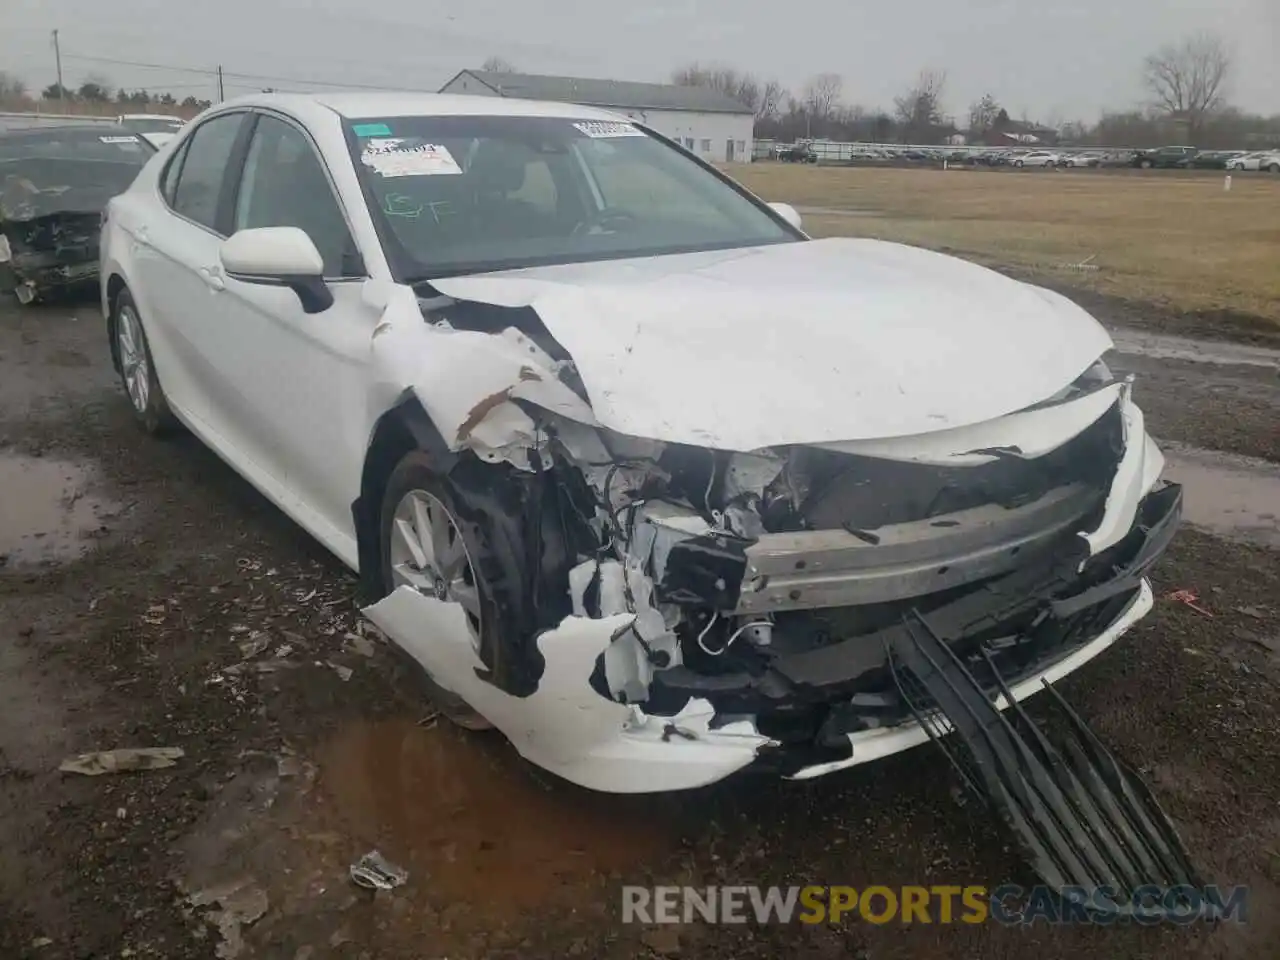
[365,483,1181,794]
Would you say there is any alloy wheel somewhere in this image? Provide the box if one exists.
[116,304,150,414]
[388,489,483,650]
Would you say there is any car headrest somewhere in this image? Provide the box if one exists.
[466,140,528,194]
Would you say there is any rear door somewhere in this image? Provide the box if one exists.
[131,111,250,427]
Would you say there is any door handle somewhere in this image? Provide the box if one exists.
[199,265,225,292]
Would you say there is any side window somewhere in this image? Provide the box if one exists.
[233,115,359,277]
[171,113,245,230]
[159,137,191,206]
[579,138,742,227]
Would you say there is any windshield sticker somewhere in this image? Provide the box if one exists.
[98,136,139,143]
[363,138,408,154]
[573,121,644,139]
[353,122,393,137]
[382,193,425,218]
[362,142,462,177]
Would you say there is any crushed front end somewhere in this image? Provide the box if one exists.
[543,372,1179,782]
[362,299,1179,793]
[1,141,147,304]
[361,270,1197,905]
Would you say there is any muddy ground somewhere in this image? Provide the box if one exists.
[1,294,1279,960]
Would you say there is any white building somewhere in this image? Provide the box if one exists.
[439,70,755,163]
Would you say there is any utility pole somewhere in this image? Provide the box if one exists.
[51,29,64,107]
[217,65,224,103]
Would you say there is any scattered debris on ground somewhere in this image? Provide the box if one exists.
[185,877,270,960]
[349,850,409,891]
[58,746,184,775]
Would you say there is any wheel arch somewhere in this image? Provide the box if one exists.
[352,394,458,599]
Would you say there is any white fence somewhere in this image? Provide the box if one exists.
[753,138,1015,161]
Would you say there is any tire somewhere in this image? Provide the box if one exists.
[377,450,499,731]
[112,289,179,435]
[1268,163,1279,174]
[1141,159,1153,169]
[1014,159,1024,167]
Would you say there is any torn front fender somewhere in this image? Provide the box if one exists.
[363,586,770,792]
[367,288,597,467]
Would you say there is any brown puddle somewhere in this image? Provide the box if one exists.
[1162,444,1280,549]
[318,718,677,916]
[0,452,118,565]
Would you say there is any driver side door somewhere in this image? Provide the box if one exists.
[201,112,377,558]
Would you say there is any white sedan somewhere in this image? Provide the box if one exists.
[1013,151,1062,167]
[99,92,1179,796]
[1227,151,1280,172]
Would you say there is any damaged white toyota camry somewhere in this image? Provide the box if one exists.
[100,93,1184,808]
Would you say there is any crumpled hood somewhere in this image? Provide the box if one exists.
[432,237,1114,451]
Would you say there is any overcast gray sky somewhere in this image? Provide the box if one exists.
[4,0,1276,121]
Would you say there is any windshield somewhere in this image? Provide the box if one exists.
[344,114,797,279]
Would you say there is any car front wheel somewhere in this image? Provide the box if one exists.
[1268,163,1280,173]
[113,290,178,435]
[378,450,499,730]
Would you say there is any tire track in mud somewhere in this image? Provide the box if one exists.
[1107,327,1280,464]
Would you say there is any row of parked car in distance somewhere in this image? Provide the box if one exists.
[770,141,1280,171]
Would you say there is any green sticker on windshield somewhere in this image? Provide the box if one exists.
[353,122,392,137]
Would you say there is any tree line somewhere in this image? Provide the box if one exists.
[670,32,1278,149]
[0,72,211,113]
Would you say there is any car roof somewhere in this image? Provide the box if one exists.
[218,90,633,123]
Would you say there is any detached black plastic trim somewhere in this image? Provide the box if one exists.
[889,608,1203,909]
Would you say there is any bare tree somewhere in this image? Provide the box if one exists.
[481,56,518,73]
[802,73,843,122]
[1143,32,1231,137]
[967,93,1000,137]
[894,69,947,141]
[756,79,786,121]
[0,70,28,99]
[672,63,762,113]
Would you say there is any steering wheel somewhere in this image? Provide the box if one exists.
[571,207,638,237]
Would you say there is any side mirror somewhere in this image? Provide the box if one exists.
[219,226,334,314]
[768,201,803,231]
